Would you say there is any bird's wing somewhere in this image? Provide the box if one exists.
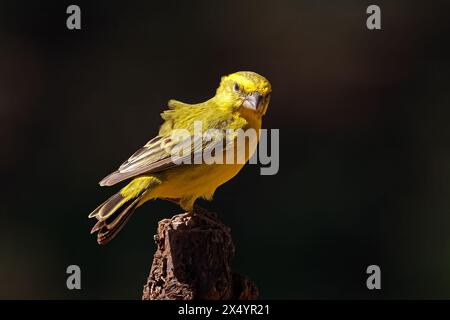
[99,130,230,186]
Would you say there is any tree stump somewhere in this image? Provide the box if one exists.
[142,206,258,300]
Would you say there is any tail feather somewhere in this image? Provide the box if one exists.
[88,193,126,219]
[89,195,142,245]
[88,191,140,245]
[89,176,160,244]
[92,197,141,245]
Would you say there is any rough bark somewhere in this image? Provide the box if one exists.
[142,206,258,300]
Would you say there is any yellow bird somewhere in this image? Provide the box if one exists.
[89,71,272,244]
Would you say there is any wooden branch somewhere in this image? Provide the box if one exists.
[142,206,258,300]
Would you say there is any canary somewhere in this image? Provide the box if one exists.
[89,71,272,244]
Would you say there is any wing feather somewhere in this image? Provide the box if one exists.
[99,102,243,187]
[99,131,229,186]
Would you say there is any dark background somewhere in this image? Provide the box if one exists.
[1,0,450,299]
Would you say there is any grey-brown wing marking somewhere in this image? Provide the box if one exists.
[99,136,177,186]
[99,132,228,187]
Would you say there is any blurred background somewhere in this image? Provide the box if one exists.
[0,0,450,299]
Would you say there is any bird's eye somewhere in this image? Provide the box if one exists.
[233,83,240,92]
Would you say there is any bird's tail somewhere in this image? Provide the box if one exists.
[88,176,160,245]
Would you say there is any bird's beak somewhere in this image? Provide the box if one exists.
[243,92,263,111]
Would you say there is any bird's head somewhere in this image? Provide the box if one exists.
[215,71,272,117]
